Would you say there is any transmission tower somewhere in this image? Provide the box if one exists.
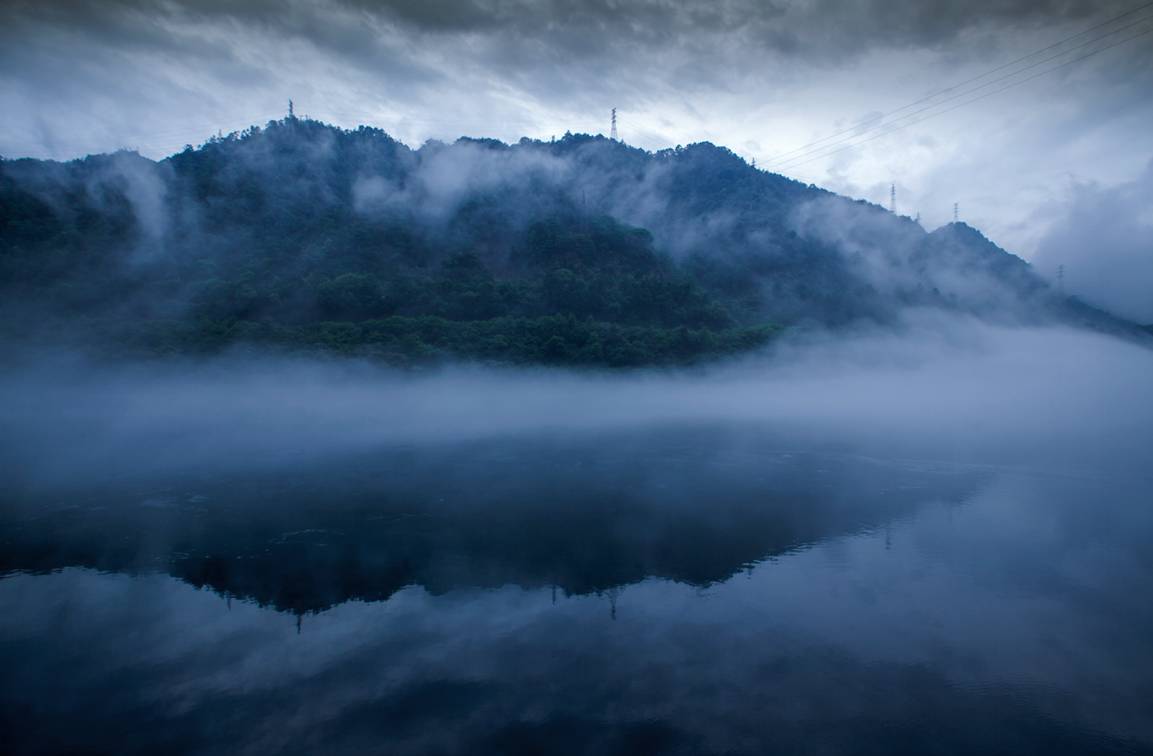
[288,99,295,120]
[610,108,618,141]
[953,202,959,223]
[890,183,896,214]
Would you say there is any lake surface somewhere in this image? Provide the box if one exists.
[2,425,1152,755]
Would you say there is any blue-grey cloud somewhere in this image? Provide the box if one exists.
[1033,159,1153,322]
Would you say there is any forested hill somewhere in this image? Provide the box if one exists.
[0,117,1139,366]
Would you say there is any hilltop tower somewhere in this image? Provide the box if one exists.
[890,183,896,214]
[954,203,959,223]
[610,108,618,141]
[288,99,295,120]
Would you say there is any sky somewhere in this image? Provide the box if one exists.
[0,0,1151,313]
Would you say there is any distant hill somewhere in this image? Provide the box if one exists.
[0,117,1142,365]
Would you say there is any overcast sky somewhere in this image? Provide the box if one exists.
[1,0,1151,314]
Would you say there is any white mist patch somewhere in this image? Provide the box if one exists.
[2,317,1152,488]
[353,141,574,224]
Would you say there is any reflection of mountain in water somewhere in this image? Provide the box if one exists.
[0,428,984,614]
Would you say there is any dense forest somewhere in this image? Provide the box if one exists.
[0,117,1140,366]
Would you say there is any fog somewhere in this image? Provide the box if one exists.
[1032,157,1153,323]
[4,310,1153,755]
[5,5,1153,754]
[4,313,1151,495]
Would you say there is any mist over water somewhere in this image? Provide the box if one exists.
[2,316,1153,755]
[3,0,1152,751]
[4,315,1152,489]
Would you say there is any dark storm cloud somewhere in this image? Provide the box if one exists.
[257,0,1139,57]
[4,0,1147,143]
[3,0,1149,144]
[2,0,1143,68]
[0,1,433,87]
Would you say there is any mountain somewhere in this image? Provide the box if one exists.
[0,117,1141,365]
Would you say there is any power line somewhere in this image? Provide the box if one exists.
[768,14,1153,170]
[762,0,1153,164]
[763,1,1153,167]
[770,24,1153,174]
[778,24,1153,175]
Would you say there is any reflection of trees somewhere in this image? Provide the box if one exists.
[0,439,983,615]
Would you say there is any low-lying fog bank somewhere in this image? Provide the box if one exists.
[3,314,1152,490]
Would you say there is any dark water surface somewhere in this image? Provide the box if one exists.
[2,426,1152,755]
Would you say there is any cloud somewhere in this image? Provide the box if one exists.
[5,1,1146,94]
[1032,159,1153,322]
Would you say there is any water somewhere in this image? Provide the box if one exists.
[2,426,1152,755]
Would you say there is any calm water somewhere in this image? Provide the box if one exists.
[2,426,1152,755]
